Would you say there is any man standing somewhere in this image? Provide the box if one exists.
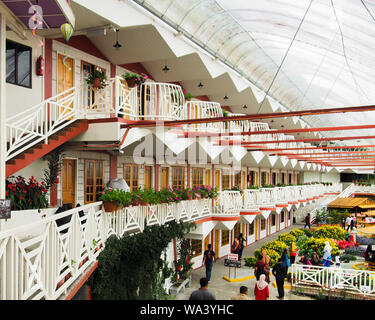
[304,213,311,229]
[202,244,216,282]
[272,258,286,300]
[346,215,353,232]
[189,277,216,300]
[231,286,251,300]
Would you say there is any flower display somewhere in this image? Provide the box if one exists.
[122,70,148,87]
[6,176,48,210]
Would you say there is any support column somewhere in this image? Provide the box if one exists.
[109,154,118,180]
[0,13,6,200]
[187,163,190,188]
[155,163,159,191]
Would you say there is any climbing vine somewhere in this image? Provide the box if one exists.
[88,220,195,300]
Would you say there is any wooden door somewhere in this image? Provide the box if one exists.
[144,166,152,189]
[204,234,210,251]
[214,230,219,257]
[205,169,211,186]
[242,171,246,190]
[58,54,74,118]
[161,167,169,189]
[62,159,76,207]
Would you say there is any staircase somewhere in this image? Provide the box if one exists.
[294,194,337,224]
[6,120,88,177]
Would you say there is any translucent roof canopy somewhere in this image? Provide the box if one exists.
[136,0,375,145]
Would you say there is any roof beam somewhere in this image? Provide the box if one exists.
[254,145,375,152]
[121,104,375,128]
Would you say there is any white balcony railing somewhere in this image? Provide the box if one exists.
[6,86,79,161]
[292,264,375,299]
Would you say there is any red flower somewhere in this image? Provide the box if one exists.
[20,196,23,200]
[178,266,182,271]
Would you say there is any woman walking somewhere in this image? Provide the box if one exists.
[322,241,332,267]
[254,274,269,300]
[290,242,297,264]
[261,249,271,283]
[281,248,290,276]
[238,233,247,260]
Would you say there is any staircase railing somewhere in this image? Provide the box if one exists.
[6,87,78,161]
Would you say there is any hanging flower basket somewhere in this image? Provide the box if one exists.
[93,77,102,88]
[126,78,137,88]
[103,201,122,213]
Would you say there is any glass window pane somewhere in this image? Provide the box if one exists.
[17,47,31,87]
[6,44,16,84]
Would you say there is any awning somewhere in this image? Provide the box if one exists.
[2,0,75,29]
[327,197,375,209]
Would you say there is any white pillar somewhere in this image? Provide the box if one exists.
[0,13,6,199]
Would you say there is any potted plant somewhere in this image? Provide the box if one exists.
[100,188,129,212]
[86,69,107,89]
[183,89,194,101]
[122,70,148,88]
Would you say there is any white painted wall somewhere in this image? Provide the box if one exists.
[302,171,321,183]
[6,31,44,118]
[321,171,340,183]
[12,158,48,182]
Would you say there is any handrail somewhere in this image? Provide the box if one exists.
[6,86,79,161]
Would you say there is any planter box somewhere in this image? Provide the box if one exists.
[168,276,192,295]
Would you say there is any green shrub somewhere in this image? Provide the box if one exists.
[313,225,345,240]
[301,228,313,237]
[296,234,309,250]
[289,229,305,238]
[278,233,297,247]
[340,254,357,263]
[327,209,350,225]
[315,209,329,224]
[261,240,288,255]
[299,238,339,258]
[244,256,257,267]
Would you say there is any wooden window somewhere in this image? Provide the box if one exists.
[261,172,267,186]
[234,172,241,188]
[221,171,230,190]
[288,173,293,184]
[221,230,230,246]
[85,160,104,204]
[248,171,255,186]
[288,210,291,221]
[282,172,286,184]
[272,172,277,185]
[172,166,185,188]
[6,40,32,88]
[260,218,266,230]
[123,164,139,191]
[271,214,276,226]
[191,239,202,257]
[249,222,254,235]
[281,212,285,223]
[192,167,204,188]
[234,223,241,238]
[144,166,152,189]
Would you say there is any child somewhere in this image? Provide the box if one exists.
[335,254,341,268]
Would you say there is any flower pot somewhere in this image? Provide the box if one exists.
[93,77,102,88]
[103,201,121,213]
[126,78,137,88]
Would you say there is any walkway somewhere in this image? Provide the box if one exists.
[176,223,313,300]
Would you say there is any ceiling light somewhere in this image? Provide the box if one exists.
[162,65,170,73]
[223,95,228,100]
[243,105,247,109]
[198,82,204,88]
[113,29,122,49]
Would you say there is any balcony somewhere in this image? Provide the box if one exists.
[0,183,337,299]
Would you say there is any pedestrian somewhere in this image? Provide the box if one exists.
[254,254,265,280]
[231,237,240,255]
[322,241,332,267]
[202,244,215,282]
[254,274,269,300]
[364,245,373,261]
[344,230,350,242]
[189,277,216,300]
[261,249,271,283]
[290,242,297,264]
[238,233,247,260]
[231,285,251,300]
[346,215,353,232]
[341,217,346,229]
[272,258,286,300]
[351,214,356,231]
[304,213,311,229]
[335,254,341,268]
[311,247,320,266]
[281,248,290,276]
